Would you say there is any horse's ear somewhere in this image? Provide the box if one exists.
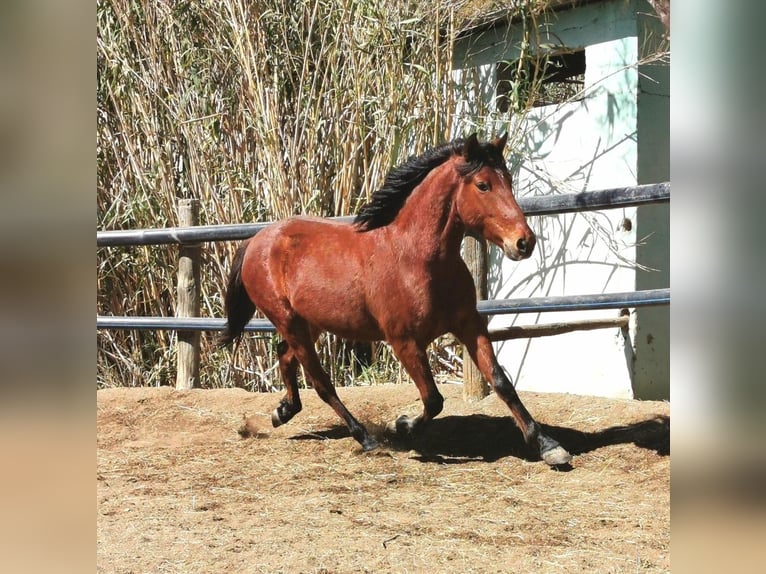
[463,133,480,159]
[492,132,508,151]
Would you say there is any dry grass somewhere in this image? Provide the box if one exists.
[95,0,581,390]
[98,384,670,573]
[97,0,468,389]
[96,0,670,390]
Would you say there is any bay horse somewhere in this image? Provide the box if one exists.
[220,133,571,466]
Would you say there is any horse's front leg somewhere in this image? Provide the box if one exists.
[385,339,444,436]
[455,314,572,467]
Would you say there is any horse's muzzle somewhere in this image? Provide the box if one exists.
[503,234,536,261]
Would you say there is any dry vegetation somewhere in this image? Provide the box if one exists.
[98,0,453,388]
[96,0,590,390]
[97,0,669,390]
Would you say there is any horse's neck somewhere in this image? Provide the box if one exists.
[388,163,465,262]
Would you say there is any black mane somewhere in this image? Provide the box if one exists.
[353,136,507,232]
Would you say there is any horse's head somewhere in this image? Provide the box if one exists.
[454,133,536,261]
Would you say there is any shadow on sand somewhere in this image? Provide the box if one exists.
[289,414,669,465]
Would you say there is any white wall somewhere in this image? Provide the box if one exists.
[450,0,670,399]
[487,37,641,399]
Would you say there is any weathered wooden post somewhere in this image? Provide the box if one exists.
[462,235,489,401]
[176,198,201,389]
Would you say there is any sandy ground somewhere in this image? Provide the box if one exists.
[97,384,669,573]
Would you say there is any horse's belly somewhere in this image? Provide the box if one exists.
[290,283,383,341]
[286,254,382,339]
[315,319,384,342]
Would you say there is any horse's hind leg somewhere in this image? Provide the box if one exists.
[286,327,379,452]
[386,339,444,436]
[271,340,302,427]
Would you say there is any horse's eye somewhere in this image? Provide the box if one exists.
[476,181,490,193]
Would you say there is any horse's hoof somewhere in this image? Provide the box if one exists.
[271,409,283,428]
[361,437,380,452]
[541,445,573,466]
[385,415,416,437]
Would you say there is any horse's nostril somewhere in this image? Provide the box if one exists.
[517,237,527,254]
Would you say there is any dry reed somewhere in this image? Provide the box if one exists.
[97,0,668,389]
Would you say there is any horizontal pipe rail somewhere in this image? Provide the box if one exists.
[475,287,669,314]
[97,288,669,332]
[487,316,629,342]
[97,182,669,247]
[97,315,277,332]
[519,182,669,216]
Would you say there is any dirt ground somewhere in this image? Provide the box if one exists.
[97,384,669,573]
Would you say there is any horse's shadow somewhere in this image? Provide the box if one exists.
[289,414,669,464]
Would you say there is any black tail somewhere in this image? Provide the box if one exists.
[218,240,256,347]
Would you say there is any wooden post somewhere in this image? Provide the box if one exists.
[488,315,630,341]
[176,199,201,389]
[462,235,489,401]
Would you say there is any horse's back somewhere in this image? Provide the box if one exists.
[241,216,383,340]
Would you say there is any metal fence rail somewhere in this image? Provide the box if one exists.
[97,288,670,332]
[97,181,670,391]
[475,287,670,314]
[97,182,669,247]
